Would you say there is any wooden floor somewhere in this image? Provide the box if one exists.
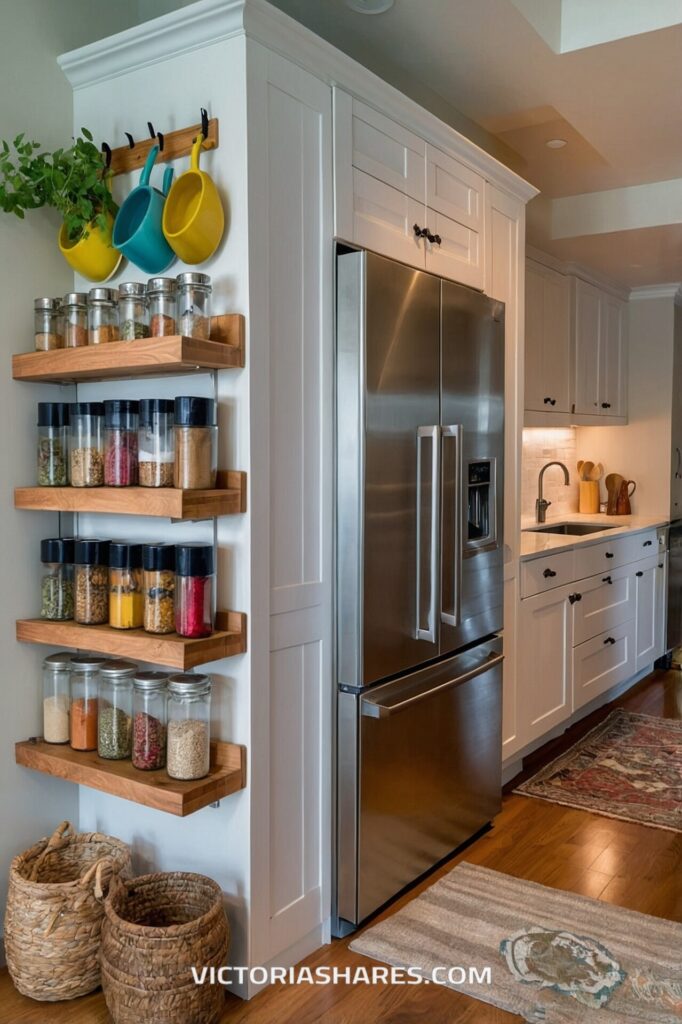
[2,668,681,1024]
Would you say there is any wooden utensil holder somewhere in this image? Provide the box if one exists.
[579,480,600,514]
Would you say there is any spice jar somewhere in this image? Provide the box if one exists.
[74,539,110,625]
[69,402,104,487]
[43,652,71,744]
[147,277,177,337]
[177,272,212,340]
[175,544,215,638]
[41,537,74,621]
[118,281,150,341]
[109,542,143,629]
[37,402,69,486]
[34,297,61,351]
[174,396,217,490]
[104,400,139,487]
[166,674,211,780]
[132,671,169,770]
[88,287,119,345]
[143,544,176,634]
[54,298,65,347]
[63,292,88,348]
[98,660,135,760]
[138,399,174,488]
[69,656,105,751]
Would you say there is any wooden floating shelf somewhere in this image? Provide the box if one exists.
[16,610,246,670]
[12,314,244,384]
[15,471,246,520]
[16,737,245,817]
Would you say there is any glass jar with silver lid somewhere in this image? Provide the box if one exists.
[147,277,178,337]
[177,272,212,340]
[34,297,61,352]
[69,655,107,751]
[88,287,119,345]
[98,660,135,760]
[166,673,212,780]
[63,292,88,348]
[43,652,72,744]
[132,671,169,770]
[118,282,150,341]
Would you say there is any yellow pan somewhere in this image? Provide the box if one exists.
[58,213,122,282]
[162,134,224,264]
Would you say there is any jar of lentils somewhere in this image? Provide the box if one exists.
[147,277,177,337]
[104,400,139,486]
[74,538,110,625]
[132,671,169,770]
[63,292,88,348]
[88,287,119,344]
[143,543,176,634]
[98,660,135,760]
[166,674,212,780]
[118,281,150,341]
[40,537,74,621]
[177,272,212,340]
[34,297,61,351]
[69,402,104,486]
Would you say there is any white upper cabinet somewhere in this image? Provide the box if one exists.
[350,97,425,202]
[572,277,628,422]
[600,294,627,417]
[350,168,425,267]
[573,278,602,416]
[524,260,571,415]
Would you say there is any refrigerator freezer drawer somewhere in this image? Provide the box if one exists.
[336,638,503,928]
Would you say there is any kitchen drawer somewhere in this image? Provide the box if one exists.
[573,619,635,711]
[573,529,657,580]
[521,550,575,598]
[572,565,635,646]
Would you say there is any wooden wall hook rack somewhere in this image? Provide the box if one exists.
[108,117,219,176]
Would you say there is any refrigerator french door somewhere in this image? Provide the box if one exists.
[335,250,505,933]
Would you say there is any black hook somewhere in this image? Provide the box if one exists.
[147,121,164,152]
[200,107,209,138]
[125,132,135,149]
[101,142,112,169]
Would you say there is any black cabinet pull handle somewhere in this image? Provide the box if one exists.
[434,233,442,245]
[568,592,582,604]
[543,568,557,578]
[601,402,611,409]
[413,223,427,238]
[636,570,643,577]
[659,563,664,569]
[544,397,552,404]
[550,398,556,406]
[643,540,652,547]
[602,576,612,584]
[604,636,616,645]
[605,552,614,559]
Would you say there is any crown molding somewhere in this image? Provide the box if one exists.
[526,244,629,301]
[629,283,682,302]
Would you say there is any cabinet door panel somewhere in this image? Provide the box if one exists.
[655,554,667,661]
[351,168,425,268]
[573,566,634,646]
[600,295,626,417]
[426,144,483,229]
[351,98,425,202]
[634,555,659,672]
[524,262,546,413]
[519,585,573,744]
[424,206,483,289]
[525,262,571,414]
[573,620,634,710]
[573,279,601,415]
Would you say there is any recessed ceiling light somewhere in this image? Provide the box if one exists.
[345,0,395,13]
[545,138,567,149]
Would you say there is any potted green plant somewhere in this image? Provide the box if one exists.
[0,128,122,281]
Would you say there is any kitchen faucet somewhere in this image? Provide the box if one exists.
[536,461,570,523]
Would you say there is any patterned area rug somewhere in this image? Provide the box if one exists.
[350,863,682,1023]
[515,710,682,832]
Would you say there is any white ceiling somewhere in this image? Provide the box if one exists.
[269,0,682,288]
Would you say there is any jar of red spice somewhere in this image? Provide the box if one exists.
[63,292,88,348]
[88,287,119,345]
[147,277,177,337]
[132,671,169,771]
[69,656,106,751]
[175,544,215,638]
[104,400,139,487]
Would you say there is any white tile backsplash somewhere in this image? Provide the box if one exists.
[521,428,579,520]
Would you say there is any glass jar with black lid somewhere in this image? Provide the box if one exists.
[37,402,69,486]
[74,538,110,625]
[40,537,74,621]
[175,544,215,638]
[104,400,139,486]
[109,542,143,629]
[143,543,176,634]
[69,402,104,487]
[138,399,174,488]
[173,396,217,490]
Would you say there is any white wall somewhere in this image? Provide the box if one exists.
[0,0,144,950]
[577,295,674,517]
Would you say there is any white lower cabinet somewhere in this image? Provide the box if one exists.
[518,582,573,745]
[573,620,635,711]
[634,554,664,673]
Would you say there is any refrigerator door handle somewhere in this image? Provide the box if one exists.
[441,424,463,627]
[361,651,504,718]
[415,425,440,642]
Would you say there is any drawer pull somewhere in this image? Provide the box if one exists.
[636,571,643,577]
[603,636,616,645]
[605,552,615,559]
[602,575,612,584]
[643,540,653,547]
[659,563,664,569]
[543,568,557,578]
[568,592,582,604]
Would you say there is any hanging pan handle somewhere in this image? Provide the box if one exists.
[140,144,160,187]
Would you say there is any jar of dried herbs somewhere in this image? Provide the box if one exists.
[69,402,104,487]
[166,674,212,780]
[109,542,143,629]
[37,402,69,486]
[88,287,119,345]
[147,277,177,336]
[118,281,150,341]
[98,660,135,760]
[174,396,217,490]
[132,671,168,770]
[34,297,61,351]
[104,400,139,486]
[63,292,88,348]
[69,656,105,751]
[138,398,174,487]
[143,544,176,634]
[41,537,75,621]
[74,538,110,625]
[177,272,212,340]
[43,652,71,744]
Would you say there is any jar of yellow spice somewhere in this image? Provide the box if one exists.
[109,542,143,629]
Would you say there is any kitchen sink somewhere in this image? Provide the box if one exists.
[524,523,620,536]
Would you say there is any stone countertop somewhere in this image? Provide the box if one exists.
[519,512,669,561]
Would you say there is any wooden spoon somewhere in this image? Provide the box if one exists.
[581,460,594,481]
[577,460,584,480]
[589,462,603,481]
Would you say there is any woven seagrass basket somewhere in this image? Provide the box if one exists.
[101,871,230,1024]
[4,820,131,1001]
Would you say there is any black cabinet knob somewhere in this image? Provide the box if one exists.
[604,636,616,645]
[602,576,612,584]
[643,540,652,547]
[413,224,426,238]
[543,568,557,578]
[659,563,664,569]
[601,402,612,409]
[568,592,582,604]
[434,233,442,245]
[605,552,614,559]
[636,570,643,577]
[544,397,552,405]
[550,398,556,406]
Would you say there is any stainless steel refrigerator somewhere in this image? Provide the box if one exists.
[334,249,505,935]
